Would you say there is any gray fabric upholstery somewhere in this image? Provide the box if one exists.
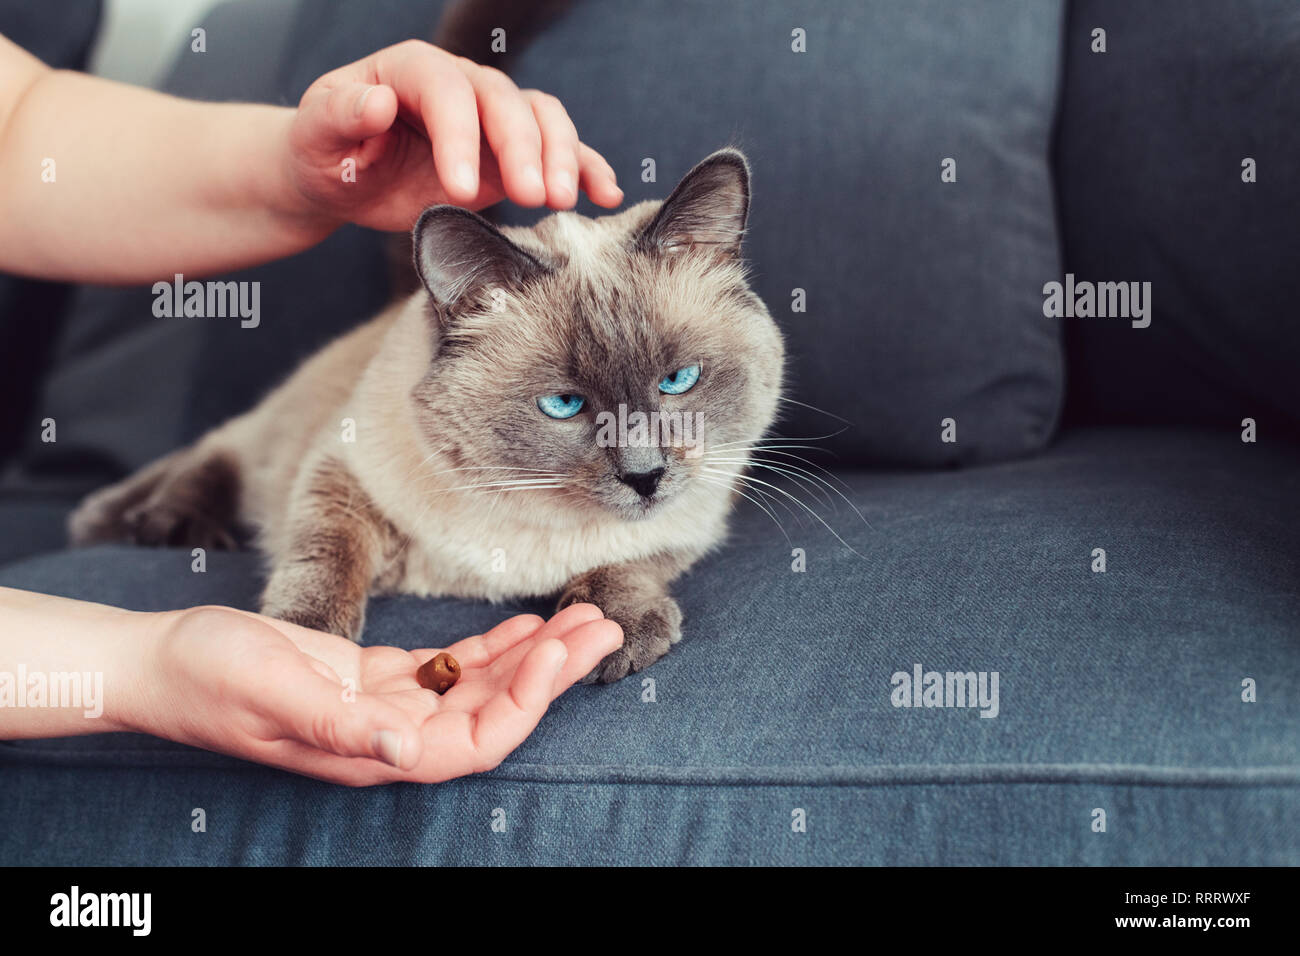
[2,428,1296,864]
[1057,0,1300,440]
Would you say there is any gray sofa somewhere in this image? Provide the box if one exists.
[0,0,1296,865]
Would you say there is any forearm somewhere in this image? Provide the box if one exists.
[0,586,161,738]
[0,38,334,283]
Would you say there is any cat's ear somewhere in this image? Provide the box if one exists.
[637,148,750,258]
[413,206,547,308]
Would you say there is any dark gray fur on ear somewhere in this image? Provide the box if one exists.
[413,206,547,308]
[637,148,751,257]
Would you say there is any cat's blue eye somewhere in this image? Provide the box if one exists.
[658,364,701,395]
[536,394,586,419]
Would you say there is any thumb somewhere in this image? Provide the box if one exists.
[301,82,398,153]
[265,664,423,770]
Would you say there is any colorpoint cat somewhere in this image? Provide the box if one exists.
[70,149,785,682]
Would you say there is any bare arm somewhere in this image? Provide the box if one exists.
[0,586,622,785]
[0,35,622,284]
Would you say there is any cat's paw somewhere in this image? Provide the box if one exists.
[122,501,239,550]
[69,452,241,550]
[579,595,682,684]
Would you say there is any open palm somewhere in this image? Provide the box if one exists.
[146,602,622,786]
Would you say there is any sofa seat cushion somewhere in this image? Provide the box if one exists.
[1,427,1296,864]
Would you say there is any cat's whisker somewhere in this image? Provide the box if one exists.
[705,426,849,451]
[442,478,566,492]
[695,473,792,545]
[740,448,856,493]
[701,466,866,559]
[705,456,835,509]
[747,453,871,528]
[699,467,803,522]
[704,452,871,529]
[421,465,567,479]
[775,395,855,425]
[705,442,835,457]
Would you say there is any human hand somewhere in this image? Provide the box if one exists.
[283,40,624,233]
[128,602,622,785]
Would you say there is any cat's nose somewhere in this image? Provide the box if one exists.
[618,467,666,499]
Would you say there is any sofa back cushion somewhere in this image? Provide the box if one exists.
[1056,0,1300,440]
[497,0,1067,465]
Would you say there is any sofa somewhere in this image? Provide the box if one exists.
[1,0,1296,865]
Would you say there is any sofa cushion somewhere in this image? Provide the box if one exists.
[2,427,1295,864]
[0,496,73,567]
[495,0,1067,467]
[1056,0,1300,440]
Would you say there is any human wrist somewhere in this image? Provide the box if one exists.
[206,103,342,249]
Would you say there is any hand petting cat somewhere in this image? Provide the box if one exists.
[286,40,625,234]
[0,35,621,283]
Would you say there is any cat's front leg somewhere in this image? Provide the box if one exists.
[260,457,395,642]
[557,554,694,683]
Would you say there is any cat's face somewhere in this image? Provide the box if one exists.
[410,150,784,522]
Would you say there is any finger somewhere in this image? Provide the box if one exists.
[255,661,423,771]
[525,91,580,208]
[577,142,624,208]
[244,736,399,787]
[334,82,399,144]
[380,45,481,202]
[300,82,399,154]
[468,66,546,206]
[469,638,568,768]
[549,618,624,696]
[439,603,603,670]
[437,613,545,669]
[528,601,606,648]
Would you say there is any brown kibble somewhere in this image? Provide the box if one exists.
[417,652,461,694]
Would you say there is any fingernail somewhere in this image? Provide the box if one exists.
[455,161,477,196]
[355,85,375,118]
[373,729,404,768]
[554,648,568,671]
[524,164,545,193]
[554,170,575,200]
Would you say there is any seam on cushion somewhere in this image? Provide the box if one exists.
[3,749,1298,788]
[480,763,1300,787]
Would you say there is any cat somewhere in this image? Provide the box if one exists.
[69,149,785,682]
